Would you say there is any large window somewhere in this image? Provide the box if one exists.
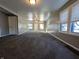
[40,14,44,21]
[61,23,67,31]
[70,3,79,33]
[73,21,79,32]
[28,24,33,30]
[71,21,79,33]
[40,24,44,30]
[28,13,33,21]
[60,9,69,32]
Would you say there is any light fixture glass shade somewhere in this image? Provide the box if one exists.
[29,0,36,5]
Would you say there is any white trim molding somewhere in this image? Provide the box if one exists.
[48,33,79,52]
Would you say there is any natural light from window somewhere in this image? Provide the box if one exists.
[61,24,67,31]
[73,21,79,32]
[28,24,33,30]
[40,14,44,21]
[40,24,44,30]
[28,13,33,21]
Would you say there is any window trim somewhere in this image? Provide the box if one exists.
[60,23,68,32]
[70,21,79,33]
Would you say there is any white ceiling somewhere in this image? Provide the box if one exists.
[0,0,69,19]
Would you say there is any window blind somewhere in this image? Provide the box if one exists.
[60,9,69,23]
[71,4,79,21]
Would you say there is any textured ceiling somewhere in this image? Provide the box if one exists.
[0,0,69,19]
[0,0,69,13]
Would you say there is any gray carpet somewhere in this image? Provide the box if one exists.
[0,32,79,59]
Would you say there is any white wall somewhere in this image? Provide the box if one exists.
[0,12,9,37]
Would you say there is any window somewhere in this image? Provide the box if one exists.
[28,26,33,30]
[28,24,33,30]
[73,21,79,32]
[60,10,68,23]
[71,21,79,32]
[61,23,67,31]
[70,3,79,33]
[40,24,44,30]
[40,14,44,21]
[60,9,69,32]
[71,4,79,21]
[28,13,33,21]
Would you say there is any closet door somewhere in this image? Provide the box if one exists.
[8,16,18,34]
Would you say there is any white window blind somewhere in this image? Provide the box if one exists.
[71,4,79,21]
[60,9,69,23]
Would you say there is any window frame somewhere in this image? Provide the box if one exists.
[60,23,68,32]
[28,23,33,30]
[70,21,79,33]
[70,2,79,33]
[59,9,69,32]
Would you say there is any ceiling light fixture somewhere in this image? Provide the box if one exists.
[29,0,36,5]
